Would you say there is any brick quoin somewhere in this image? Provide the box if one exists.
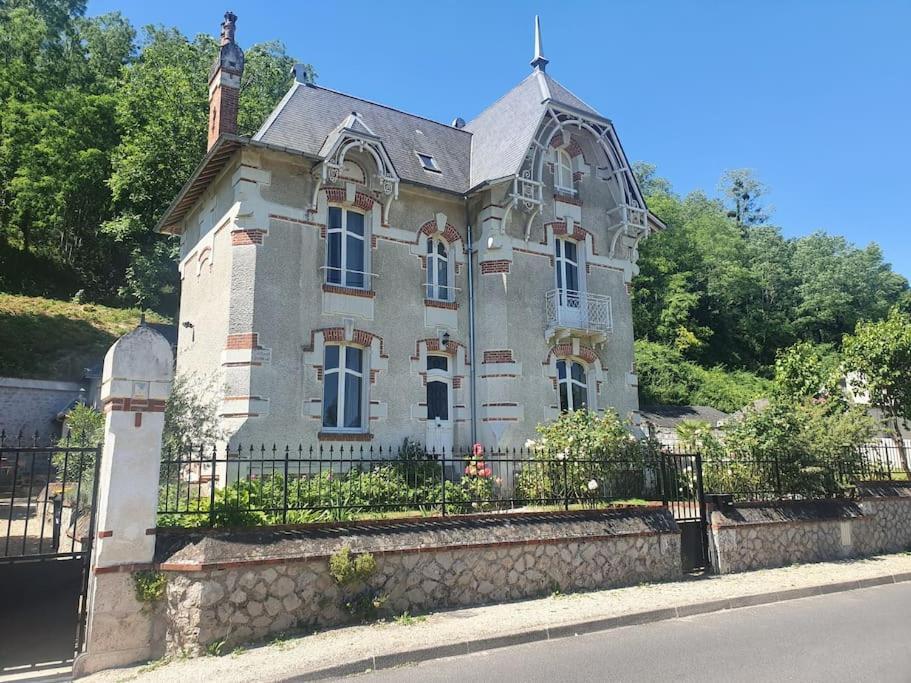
[480,260,511,274]
[226,333,259,349]
[483,350,514,364]
[231,229,265,246]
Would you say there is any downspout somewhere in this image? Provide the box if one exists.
[465,197,478,445]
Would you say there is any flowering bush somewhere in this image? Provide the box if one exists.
[460,443,495,509]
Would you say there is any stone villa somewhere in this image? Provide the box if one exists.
[158,13,664,450]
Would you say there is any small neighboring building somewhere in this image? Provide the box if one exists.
[159,14,664,449]
[639,405,730,447]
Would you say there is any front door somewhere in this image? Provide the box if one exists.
[424,355,453,455]
[554,238,583,328]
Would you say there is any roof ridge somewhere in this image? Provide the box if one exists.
[306,83,473,136]
[543,72,600,115]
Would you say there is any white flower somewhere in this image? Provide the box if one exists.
[588,479,599,491]
[524,439,537,448]
[557,451,567,460]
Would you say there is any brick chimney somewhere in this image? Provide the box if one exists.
[207,11,245,150]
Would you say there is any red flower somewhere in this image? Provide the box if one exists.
[472,443,484,457]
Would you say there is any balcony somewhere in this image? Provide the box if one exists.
[545,289,612,343]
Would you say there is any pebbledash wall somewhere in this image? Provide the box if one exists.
[151,508,679,654]
[709,482,911,574]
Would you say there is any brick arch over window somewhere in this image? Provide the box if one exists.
[418,220,461,246]
[323,187,377,213]
[544,343,598,366]
[549,132,588,163]
[410,337,470,390]
[542,342,606,410]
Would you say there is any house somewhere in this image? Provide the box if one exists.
[157,13,664,450]
[639,405,730,447]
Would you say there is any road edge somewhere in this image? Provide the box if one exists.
[284,570,911,681]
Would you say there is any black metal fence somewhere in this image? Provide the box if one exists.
[698,442,906,502]
[157,440,909,527]
[158,443,668,527]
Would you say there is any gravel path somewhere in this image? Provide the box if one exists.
[83,552,911,683]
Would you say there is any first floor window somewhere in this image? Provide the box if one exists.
[557,359,587,412]
[322,344,364,430]
[327,207,366,288]
[426,238,450,301]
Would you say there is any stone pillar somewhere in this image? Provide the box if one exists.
[73,324,173,677]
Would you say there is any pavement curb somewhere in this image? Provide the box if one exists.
[283,571,911,681]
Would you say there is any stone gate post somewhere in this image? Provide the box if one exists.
[73,323,173,676]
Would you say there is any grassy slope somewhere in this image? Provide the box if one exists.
[0,294,169,380]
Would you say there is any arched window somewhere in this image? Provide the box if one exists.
[327,207,366,289]
[322,344,365,431]
[557,359,587,412]
[555,148,574,194]
[426,238,450,301]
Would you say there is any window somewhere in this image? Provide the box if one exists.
[426,239,451,301]
[554,238,580,294]
[417,152,440,173]
[555,148,574,193]
[327,207,366,289]
[557,359,587,412]
[426,355,449,421]
[322,345,365,431]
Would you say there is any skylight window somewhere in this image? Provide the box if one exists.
[417,152,441,173]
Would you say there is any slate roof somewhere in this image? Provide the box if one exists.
[254,83,472,194]
[253,71,606,195]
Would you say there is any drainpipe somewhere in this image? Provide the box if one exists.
[465,198,478,445]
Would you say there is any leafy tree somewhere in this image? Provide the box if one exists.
[773,341,841,402]
[843,308,911,471]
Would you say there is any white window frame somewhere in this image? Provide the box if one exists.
[557,359,589,412]
[426,237,453,302]
[417,152,441,173]
[326,206,368,290]
[322,344,368,432]
[425,354,452,421]
[554,237,584,296]
[554,148,574,194]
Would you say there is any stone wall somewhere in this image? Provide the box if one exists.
[0,376,83,437]
[709,483,911,574]
[155,508,681,654]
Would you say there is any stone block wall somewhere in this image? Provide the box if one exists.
[0,377,84,437]
[155,508,681,654]
[709,484,911,574]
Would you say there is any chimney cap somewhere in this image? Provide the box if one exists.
[220,10,238,46]
[291,63,311,84]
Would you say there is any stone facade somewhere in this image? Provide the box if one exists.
[156,508,681,654]
[159,15,662,451]
[709,485,911,574]
[0,376,84,438]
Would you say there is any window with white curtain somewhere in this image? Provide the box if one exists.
[426,238,451,301]
[555,148,574,193]
[557,359,588,412]
[322,344,365,430]
[326,207,366,289]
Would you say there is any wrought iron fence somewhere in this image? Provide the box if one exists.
[158,443,667,527]
[696,442,906,502]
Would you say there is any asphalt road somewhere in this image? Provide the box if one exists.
[343,582,911,683]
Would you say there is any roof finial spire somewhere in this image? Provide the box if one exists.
[530,15,549,72]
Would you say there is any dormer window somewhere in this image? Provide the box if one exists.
[555,148,574,194]
[417,152,441,173]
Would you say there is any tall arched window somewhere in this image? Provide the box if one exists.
[555,148,574,194]
[426,238,450,301]
[557,359,587,412]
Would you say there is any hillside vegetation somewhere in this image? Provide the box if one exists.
[0,293,168,380]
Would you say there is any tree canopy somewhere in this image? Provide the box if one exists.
[0,1,307,313]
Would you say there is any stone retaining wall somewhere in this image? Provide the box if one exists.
[709,483,911,574]
[155,508,681,654]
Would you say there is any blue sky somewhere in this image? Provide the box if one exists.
[88,1,910,278]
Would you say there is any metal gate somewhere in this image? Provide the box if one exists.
[0,432,101,672]
[661,451,709,571]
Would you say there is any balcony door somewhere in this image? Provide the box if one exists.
[554,238,584,328]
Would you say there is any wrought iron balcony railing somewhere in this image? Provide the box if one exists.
[545,289,612,336]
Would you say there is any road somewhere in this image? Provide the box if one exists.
[340,582,911,683]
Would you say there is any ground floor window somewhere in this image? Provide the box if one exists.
[557,359,587,412]
[322,344,364,430]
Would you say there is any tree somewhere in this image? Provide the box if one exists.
[843,308,911,472]
[773,341,841,402]
[718,168,770,229]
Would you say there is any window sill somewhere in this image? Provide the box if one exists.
[322,284,376,299]
[424,298,458,310]
[554,192,582,206]
[318,431,373,441]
